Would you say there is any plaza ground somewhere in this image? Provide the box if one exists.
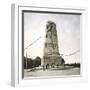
[24,67,80,77]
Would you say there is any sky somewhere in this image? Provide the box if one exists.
[24,12,80,64]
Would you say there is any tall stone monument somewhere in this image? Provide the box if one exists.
[43,21,63,68]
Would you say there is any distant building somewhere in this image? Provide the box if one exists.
[43,21,64,68]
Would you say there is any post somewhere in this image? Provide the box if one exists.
[26,52,27,71]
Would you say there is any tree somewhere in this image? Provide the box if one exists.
[35,56,41,67]
[61,57,65,66]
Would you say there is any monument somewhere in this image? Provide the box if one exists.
[43,21,64,68]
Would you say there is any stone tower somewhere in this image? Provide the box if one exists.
[43,21,63,68]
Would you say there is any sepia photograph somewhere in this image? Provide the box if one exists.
[22,10,81,78]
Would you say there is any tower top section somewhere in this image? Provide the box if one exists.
[47,21,56,24]
[46,21,56,32]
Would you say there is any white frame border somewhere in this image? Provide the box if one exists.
[11,4,87,87]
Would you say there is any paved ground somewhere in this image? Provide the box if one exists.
[24,67,80,77]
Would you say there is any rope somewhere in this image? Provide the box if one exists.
[24,36,41,50]
[60,49,80,56]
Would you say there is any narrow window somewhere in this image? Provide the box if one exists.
[45,43,47,48]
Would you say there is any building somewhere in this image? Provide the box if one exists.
[43,21,64,68]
